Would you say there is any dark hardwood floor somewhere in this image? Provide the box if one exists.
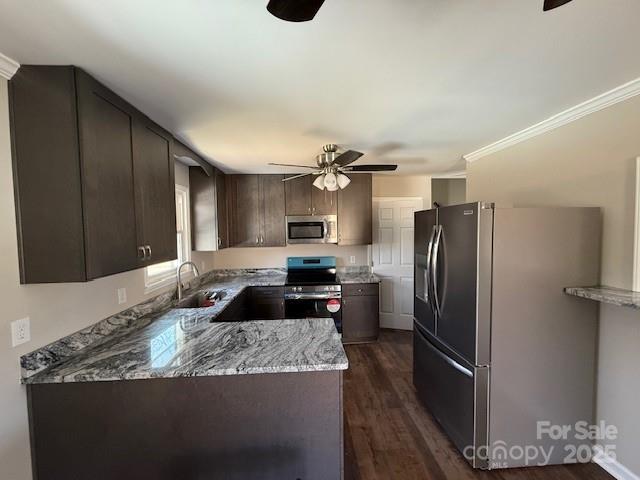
[343,329,613,480]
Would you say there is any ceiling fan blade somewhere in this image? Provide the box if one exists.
[543,0,573,11]
[342,164,398,172]
[268,162,318,169]
[333,150,364,167]
[282,172,315,182]
[267,0,325,22]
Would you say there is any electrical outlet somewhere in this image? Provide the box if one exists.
[349,256,356,264]
[117,288,127,305]
[11,317,31,347]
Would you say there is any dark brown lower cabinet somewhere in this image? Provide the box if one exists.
[27,372,343,480]
[215,289,249,322]
[248,287,285,320]
[342,283,380,343]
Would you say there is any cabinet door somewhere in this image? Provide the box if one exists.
[76,71,139,279]
[311,186,337,215]
[249,287,285,320]
[132,119,177,265]
[285,175,312,215]
[230,175,262,247]
[337,174,372,245]
[216,169,229,249]
[342,293,380,343]
[189,166,217,251]
[260,175,286,247]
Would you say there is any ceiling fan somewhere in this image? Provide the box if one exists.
[543,0,573,11]
[267,0,573,22]
[268,144,398,191]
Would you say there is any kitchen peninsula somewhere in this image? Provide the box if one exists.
[21,269,352,480]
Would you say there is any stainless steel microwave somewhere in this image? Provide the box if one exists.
[286,215,338,244]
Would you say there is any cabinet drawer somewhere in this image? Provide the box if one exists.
[250,286,285,299]
[342,283,379,296]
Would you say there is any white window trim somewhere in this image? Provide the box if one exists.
[633,157,640,292]
[144,185,192,293]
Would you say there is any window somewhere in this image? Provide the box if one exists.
[144,185,191,291]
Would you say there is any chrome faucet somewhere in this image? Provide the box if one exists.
[177,261,200,301]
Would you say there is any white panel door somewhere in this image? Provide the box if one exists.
[372,197,423,330]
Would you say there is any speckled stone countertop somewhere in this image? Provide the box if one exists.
[564,286,640,310]
[22,317,347,384]
[337,266,380,284]
[21,268,353,384]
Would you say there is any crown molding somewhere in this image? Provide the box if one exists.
[0,52,19,80]
[463,77,640,163]
[431,170,467,179]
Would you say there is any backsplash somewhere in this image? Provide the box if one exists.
[211,244,370,269]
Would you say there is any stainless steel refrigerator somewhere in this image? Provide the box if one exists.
[413,202,601,469]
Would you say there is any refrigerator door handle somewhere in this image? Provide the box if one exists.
[417,326,473,377]
[425,226,437,310]
[431,225,443,317]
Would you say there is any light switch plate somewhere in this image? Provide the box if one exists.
[11,317,31,347]
[117,288,127,305]
[349,256,356,264]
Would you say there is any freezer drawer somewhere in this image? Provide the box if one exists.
[413,324,489,468]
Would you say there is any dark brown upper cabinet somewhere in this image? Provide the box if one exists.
[9,66,176,283]
[188,158,228,251]
[284,175,337,215]
[227,175,286,247]
[132,118,176,265]
[337,173,373,245]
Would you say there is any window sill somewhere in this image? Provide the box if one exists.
[145,270,196,295]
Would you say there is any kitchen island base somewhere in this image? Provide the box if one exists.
[28,371,343,480]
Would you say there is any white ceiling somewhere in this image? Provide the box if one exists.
[0,0,639,174]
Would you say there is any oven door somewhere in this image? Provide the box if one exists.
[285,298,342,333]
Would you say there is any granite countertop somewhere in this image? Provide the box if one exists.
[338,271,380,284]
[23,317,347,384]
[21,269,351,385]
[337,266,380,284]
[564,285,640,310]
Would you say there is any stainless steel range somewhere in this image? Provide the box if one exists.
[285,256,342,333]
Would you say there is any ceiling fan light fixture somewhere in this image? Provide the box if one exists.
[313,174,326,190]
[337,173,351,189]
[324,172,338,191]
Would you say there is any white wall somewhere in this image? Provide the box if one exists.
[467,93,640,476]
[372,174,431,208]
[211,243,370,269]
[0,79,215,480]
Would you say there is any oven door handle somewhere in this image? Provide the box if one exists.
[285,293,342,300]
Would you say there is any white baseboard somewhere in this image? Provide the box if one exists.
[593,446,640,480]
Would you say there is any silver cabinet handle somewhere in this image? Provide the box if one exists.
[308,207,311,213]
[145,245,152,259]
[431,225,443,317]
[218,237,221,248]
[138,246,146,260]
[260,234,264,244]
[256,236,260,244]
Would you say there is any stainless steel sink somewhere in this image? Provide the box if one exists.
[176,290,226,309]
